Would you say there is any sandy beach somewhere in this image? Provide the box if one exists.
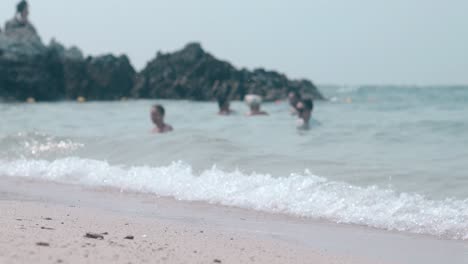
[0,176,466,264]
[2,201,343,264]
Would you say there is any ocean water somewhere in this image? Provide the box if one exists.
[1,86,467,240]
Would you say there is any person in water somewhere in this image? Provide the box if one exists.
[296,98,314,129]
[245,94,268,116]
[288,90,302,115]
[150,104,173,133]
[217,96,234,115]
[4,1,38,37]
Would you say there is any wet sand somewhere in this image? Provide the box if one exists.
[1,201,353,264]
[0,176,466,264]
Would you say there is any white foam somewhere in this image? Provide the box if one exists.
[0,132,84,157]
[23,140,84,155]
[0,157,467,240]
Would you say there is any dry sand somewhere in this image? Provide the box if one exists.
[0,176,467,264]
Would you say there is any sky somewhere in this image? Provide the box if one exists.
[1,0,467,85]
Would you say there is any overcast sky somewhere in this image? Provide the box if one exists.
[1,0,467,85]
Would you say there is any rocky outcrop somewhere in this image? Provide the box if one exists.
[0,30,136,101]
[132,43,324,101]
[1,28,322,102]
[0,29,62,101]
[48,39,83,61]
[0,18,46,59]
[62,54,135,101]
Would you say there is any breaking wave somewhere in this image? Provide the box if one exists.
[0,157,466,240]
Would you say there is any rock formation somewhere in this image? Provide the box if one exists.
[0,25,136,102]
[1,29,323,102]
[133,43,324,101]
[61,54,135,101]
[0,31,62,101]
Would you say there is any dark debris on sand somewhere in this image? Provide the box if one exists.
[84,233,104,240]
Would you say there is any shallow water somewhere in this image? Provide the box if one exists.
[1,85,467,239]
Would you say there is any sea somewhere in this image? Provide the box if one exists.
[1,85,467,240]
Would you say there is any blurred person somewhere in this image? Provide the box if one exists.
[217,96,234,115]
[296,98,313,129]
[150,104,173,134]
[288,90,302,115]
[245,94,268,116]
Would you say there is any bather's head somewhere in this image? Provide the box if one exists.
[244,94,268,116]
[288,90,302,108]
[245,94,262,111]
[150,104,165,126]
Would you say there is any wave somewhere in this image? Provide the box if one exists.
[0,157,467,240]
[323,85,468,104]
[0,132,84,159]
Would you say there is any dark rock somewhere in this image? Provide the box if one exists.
[0,20,62,101]
[133,42,324,101]
[63,54,135,101]
[0,20,45,59]
[36,242,50,247]
[84,232,104,240]
[1,28,322,102]
[213,259,222,263]
[0,32,136,102]
[0,49,64,101]
[124,235,134,240]
[48,39,83,61]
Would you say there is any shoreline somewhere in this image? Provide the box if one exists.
[0,176,467,264]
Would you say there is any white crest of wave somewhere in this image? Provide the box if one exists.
[0,157,467,240]
[23,140,84,155]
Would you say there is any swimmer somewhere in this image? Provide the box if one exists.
[245,94,268,116]
[296,98,314,129]
[217,96,234,115]
[288,90,302,115]
[150,104,173,134]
